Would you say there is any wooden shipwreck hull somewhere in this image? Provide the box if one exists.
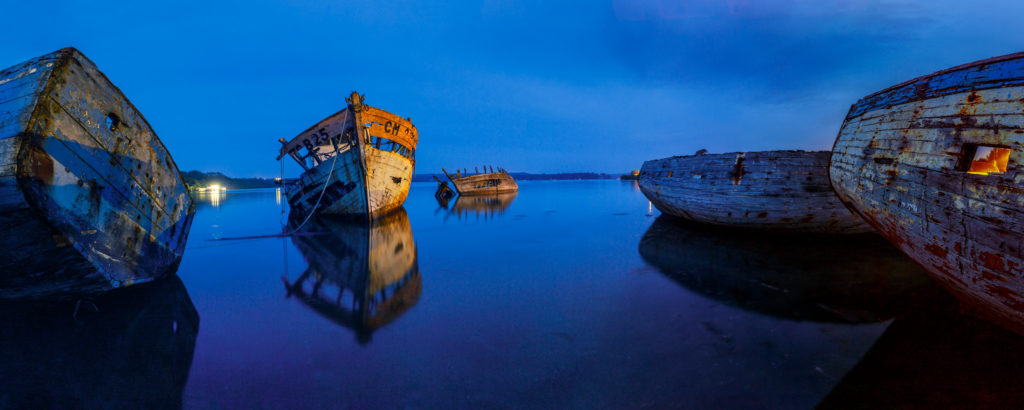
[638,150,871,233]
[830,51,1024,335]
[0,48,194,298]
[279,92,417,219]
[442,166,518,195]
[638,216,934,323]
[283,208,420,344]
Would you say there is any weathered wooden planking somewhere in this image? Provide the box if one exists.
[283,92,416,219]
[0,48,194,299]
[639,216,935,323]
[446,170,518,195]
[638,150,871,233]
[284,208,420,344]
[830,51,1024,335]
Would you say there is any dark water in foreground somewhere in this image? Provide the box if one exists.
[5,180,1024,409]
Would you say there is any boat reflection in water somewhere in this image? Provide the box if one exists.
[638,215,936,323]
[819,292,1024,408]
[284,208,420,344]
[437,192,517,222]
[0,274,199,409]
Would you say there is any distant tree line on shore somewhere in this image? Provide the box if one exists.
[181,171,279,190]
[182,170,623,189]
[411,172,615,182]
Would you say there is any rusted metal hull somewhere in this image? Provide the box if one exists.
[283,208,420,344]
[282,93,416,220]
[639,150,871,233]
[444,169,518,195]
[830,51,1024,335]
[639,216,934,323]
[0,48,194,299]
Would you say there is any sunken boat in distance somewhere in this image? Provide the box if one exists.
[278,92,417,219]
[638,150,871,233]
[0,48,194,298]
[441,166,518,195]
[283,208,420,344]
[830,51,1024,335]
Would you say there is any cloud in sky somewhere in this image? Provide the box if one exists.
[3,0,1024,176]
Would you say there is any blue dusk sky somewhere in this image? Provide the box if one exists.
[4,0,1024,177]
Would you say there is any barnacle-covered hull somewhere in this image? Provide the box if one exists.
[0,48,194,298]
[830,51,1024,335]
[638,150,870,233]
[281,93,417,220]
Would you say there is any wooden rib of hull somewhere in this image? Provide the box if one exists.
[830,51,1024,335]
[283,208,420,344]
[284,95,416,219]
[448,171,518,195]
[0,48,194,299]
[638,150,871,233]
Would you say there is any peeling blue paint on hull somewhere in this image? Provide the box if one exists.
[0,48,195,299]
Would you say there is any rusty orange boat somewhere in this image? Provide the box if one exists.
[830,51,1024,335]
[278,92,417,220]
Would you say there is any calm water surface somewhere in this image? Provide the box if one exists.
[6,180,1024,409]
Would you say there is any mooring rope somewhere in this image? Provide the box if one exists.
[209,111,349,241]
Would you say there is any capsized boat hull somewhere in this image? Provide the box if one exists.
[639,150,871,233]
[830,51,1024,335]
[0,48,194,299]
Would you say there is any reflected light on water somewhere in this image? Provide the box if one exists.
[275,188,281,206]
[197,189,223,207]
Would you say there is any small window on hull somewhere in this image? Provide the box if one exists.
[960,144,1011,175]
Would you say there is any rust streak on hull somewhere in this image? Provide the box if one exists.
[281,92,417,220]
[830,50,1024,335]
[0,48,194,299]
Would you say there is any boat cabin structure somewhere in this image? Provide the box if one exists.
[278,92,417,219]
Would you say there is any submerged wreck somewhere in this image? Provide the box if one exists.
[0,48,194,298]
[283,208,420,344]
[830,51,1024,334]
[441,166,518,195]
[278,92,417,219]
[638,150,870,233]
